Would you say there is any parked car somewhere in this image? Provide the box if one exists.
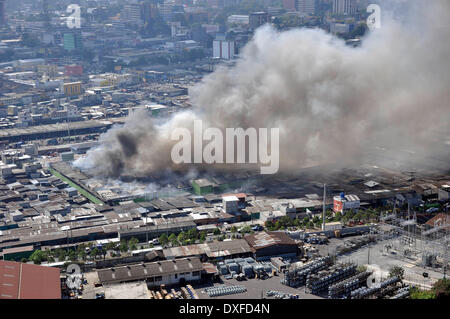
[95,292,105,299]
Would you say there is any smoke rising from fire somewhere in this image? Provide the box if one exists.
[75,0,450,177]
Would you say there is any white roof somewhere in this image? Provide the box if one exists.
[223,196,239,202]
[364,180,379,188]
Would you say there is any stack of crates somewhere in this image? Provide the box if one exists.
[227,263,239,273]
[242,264,255,278]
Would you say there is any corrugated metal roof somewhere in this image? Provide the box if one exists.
[97,257,203,285]
[0,260,61,299]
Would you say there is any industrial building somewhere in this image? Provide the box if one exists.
[163,239,252,261]
[244,231,300,261]
[118,220,197,242]
[0,260,61,299]
[97,257,203,287]
[333,193,360,213]
[0,245,34,261]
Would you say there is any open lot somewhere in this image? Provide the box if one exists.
[81,271,105,299]
[104,282,150,299]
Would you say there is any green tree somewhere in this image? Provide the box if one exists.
[57,249,67,262]
[105,242,116,251]
[119,240,129,253]
[312,216,321,225]
[432,278,450,299]
[213,228,221,236]
[159,233,169,246]
[230,226,238,233]
[199,231,207,242]
[128,238,139,251]
[101,247,108,260]
[187,228,198,240]
[168,233,177,242]
[274,220,282,230]
[68,250,77,261]
[29,250,48,264]
[78,250,87,261]
[303,217,310,225]
[177,231,187,243]
[169,233,178,246]
[91,247,100,260]
[388,266,405,279]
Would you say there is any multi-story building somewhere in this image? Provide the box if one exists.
[249,12,270,30]
[63,81,82,97]
[333,0,357,15]
[63,30,83,51]
[333,193,360,213]
[298,0,318,15]
[121,3,143,25]
[0,0,6,26]
[213,34,235,60]
[283,0,298,11]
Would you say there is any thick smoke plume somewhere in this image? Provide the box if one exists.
[75,0,450,178]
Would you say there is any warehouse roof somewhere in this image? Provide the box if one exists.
[0,260,61,299]
[206,239,252,257]
[244,231,297,250]
[162,239,252,259]
[97,257,203,285]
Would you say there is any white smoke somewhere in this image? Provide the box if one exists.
[76,0,450,178]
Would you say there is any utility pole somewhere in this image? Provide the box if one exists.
[322,184,326,231]
[145,217,148,244]
[368,226,372,265]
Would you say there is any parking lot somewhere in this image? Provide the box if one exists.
[194,275,323,299]
[81,271,105,299]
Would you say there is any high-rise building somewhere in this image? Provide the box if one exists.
[0,0,6,26]
[141,1,161,26]
[121,3,143,25]
[63,30,83,51]
[282,0,298,11]
[298,0,317,15]
[213,34,235,60]
[249,12,270,31]
[333,0,357,15]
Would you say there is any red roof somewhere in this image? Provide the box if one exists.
[425,213,450,228]
[0,260,20,299]
[0,260,61,299]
